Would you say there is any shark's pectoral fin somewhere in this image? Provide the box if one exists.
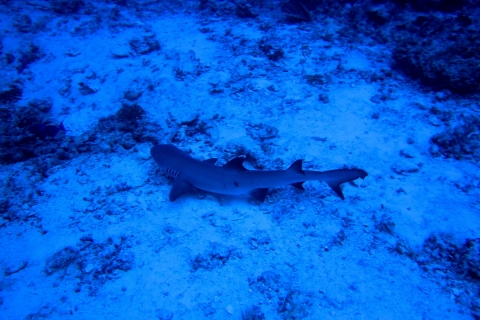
[291,182,305,190]
[169,179,194,202]
[203,158,218,164]
[249,188,269,202]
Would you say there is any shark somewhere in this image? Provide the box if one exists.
[150,144,368,202]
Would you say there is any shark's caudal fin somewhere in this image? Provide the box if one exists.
[286,160,368,200]
[323,169,368,200]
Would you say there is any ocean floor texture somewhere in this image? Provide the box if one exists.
[1,0,480,319]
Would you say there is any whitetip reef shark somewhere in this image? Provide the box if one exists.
[150,144,367,202]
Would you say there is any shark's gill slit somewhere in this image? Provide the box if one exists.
[165,167,179,178]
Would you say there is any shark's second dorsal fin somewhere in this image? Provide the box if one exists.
[169,179,193,201]
[287,159,305,176]
[223,156,247,172]
[203,158,218,164]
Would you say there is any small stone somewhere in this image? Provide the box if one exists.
[399,149,415,158]
[111,46,130,58]
[435,91,450,101]
[370,95,381,104]
[451,288,461,296]
[225,305,234,314]
[99,142,111,152]
[84,263,94,273]
[318,93,329,103]
[391,162,419,175]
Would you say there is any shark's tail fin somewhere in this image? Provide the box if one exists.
[307,168,368,200]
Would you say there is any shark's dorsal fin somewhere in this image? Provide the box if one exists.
[291,182,305,190]
[223,156,247,172]
[169,179,193,202]
[203,158,218,164]
[249,188,269,202]
[287,159,305,176]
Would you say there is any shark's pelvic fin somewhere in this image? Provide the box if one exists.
[203,158,218,164]
[327,181,345,200]
[291,182,305,190]
[249,188,269,202]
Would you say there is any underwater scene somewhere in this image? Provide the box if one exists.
[1,0,479,319]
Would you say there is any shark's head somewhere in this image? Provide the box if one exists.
[150,144,192,177]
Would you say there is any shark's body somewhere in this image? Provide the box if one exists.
[151,144,367,202]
